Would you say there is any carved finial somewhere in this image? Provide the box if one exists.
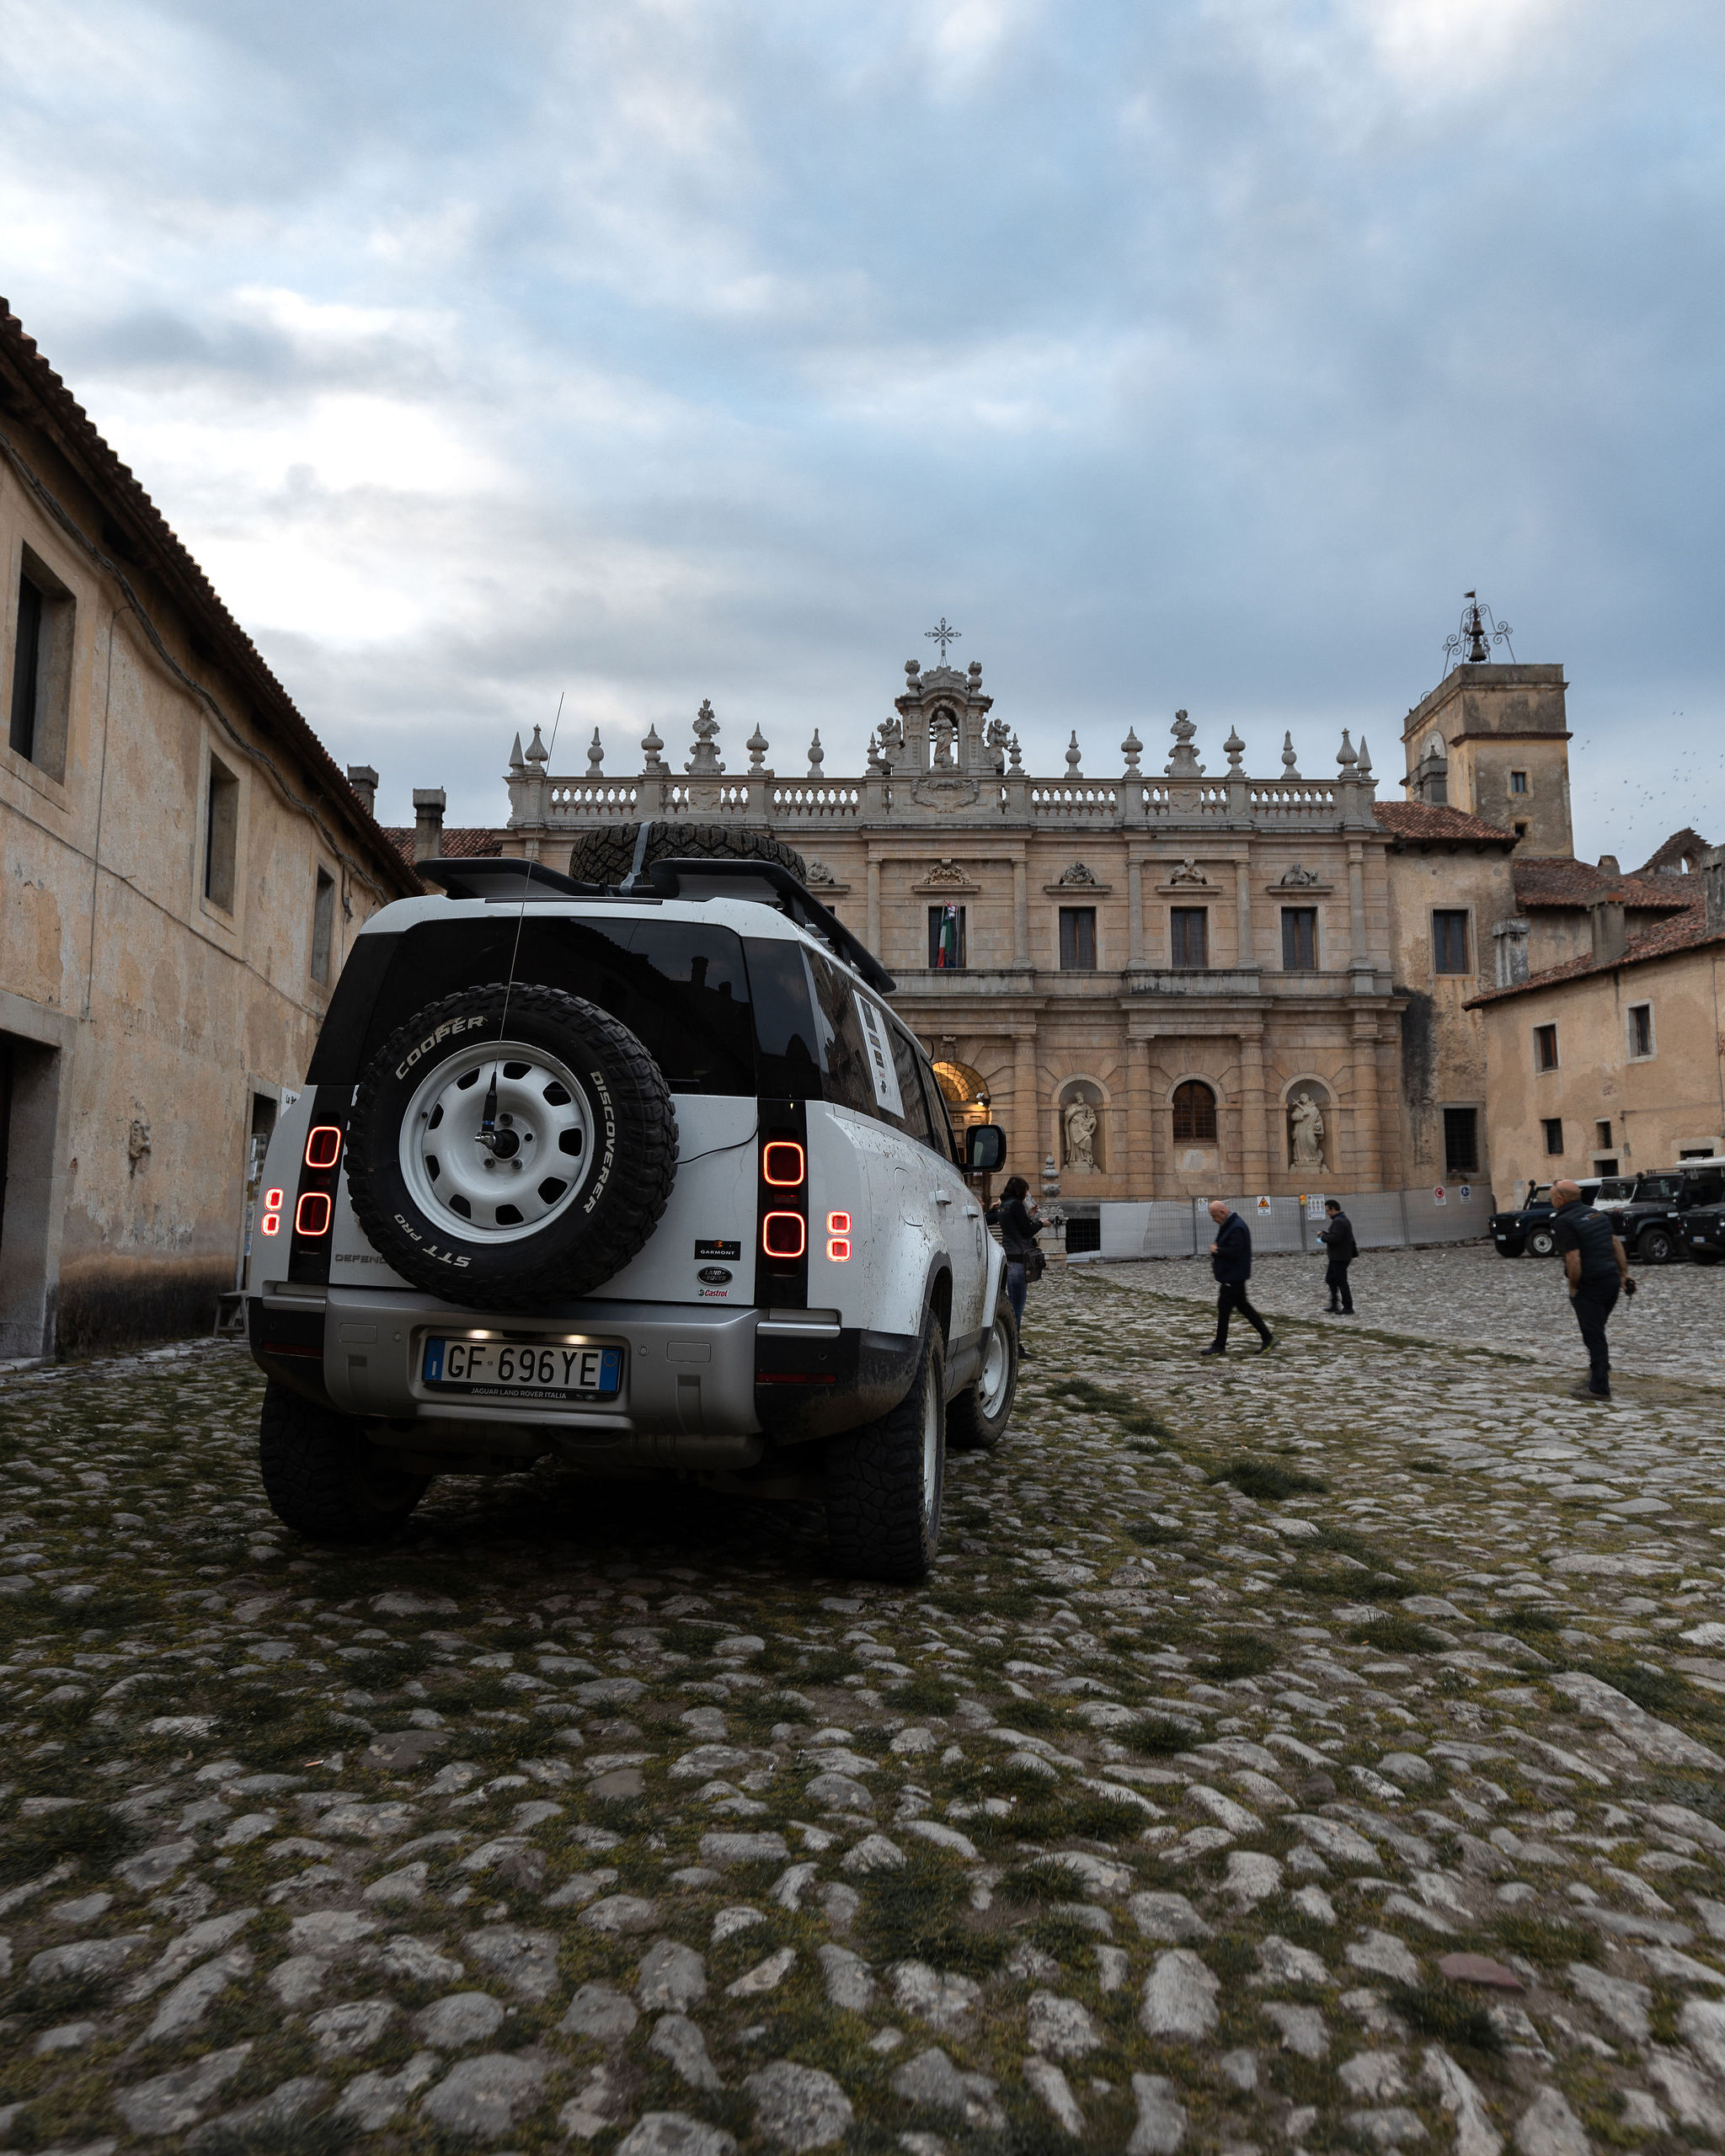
[1337,730,1358,772]
[1224,727,1245,774]
[686,697,724,776]
[1121,726,1143,777]
[746,723,768,772]
[1356,734,1372,777]
[526,724,548,766]
[1281,731,1300,781]
[867,728,887,776]
[968,659,982,680]
[1065,730,1083,779]
[586,727,605,777]
[1008,733,1023,773]
[807,728,825,778]
[905,658,921,678]
[641,721,666,774]
[509,731,525,771]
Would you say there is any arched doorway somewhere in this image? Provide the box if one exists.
[932,1058,991,1139]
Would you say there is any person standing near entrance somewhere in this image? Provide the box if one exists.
[1318,1198,1357,1315]
[988,1176,1044,1354]
[1550,1177,1633,1401]
[1201,1199,1274,1356]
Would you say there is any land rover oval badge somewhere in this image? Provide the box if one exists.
[697,1266,733,1285]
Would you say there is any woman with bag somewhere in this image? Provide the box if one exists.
[988,1175,1045,1353]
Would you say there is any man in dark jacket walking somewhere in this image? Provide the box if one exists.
[1201,1199,1274,1355]
[1318,1199,1357,1315]
[1550,1177,1633,1401]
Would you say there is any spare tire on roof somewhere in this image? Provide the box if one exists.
[564,819,808,889]
[345,982,678,1310]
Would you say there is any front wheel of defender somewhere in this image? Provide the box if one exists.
[945,1299,1017,1453]
[824,1316,946,1582]
[259,1380,430,1543]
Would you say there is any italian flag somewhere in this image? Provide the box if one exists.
[937,905,961,969]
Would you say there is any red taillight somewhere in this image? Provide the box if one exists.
[305,1125,343,1169]
[264,1188,284,1210]
[260,1213,281,1236]
[826,1211,850,1233]
[827,1236,851,1262]
[762,1211,807,1259]
[763,1140,806,1187]
[295,1191,333,1237]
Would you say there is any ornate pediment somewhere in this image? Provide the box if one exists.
[910,771,981,810]
[1057,862,1099,885]
[1155,857,1212,894]
[915,857,980,894]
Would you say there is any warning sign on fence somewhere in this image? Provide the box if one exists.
[1303,1193,1327,1219]
[1255,1195,1273,1217]
[1433,1184,1447,1206]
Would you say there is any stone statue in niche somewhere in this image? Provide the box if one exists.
[1279,862,1321,888]
[1064,1097,1098,1170]
[1167,857,1209,886]
[1289,1092,1327,1171]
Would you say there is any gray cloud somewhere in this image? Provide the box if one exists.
[3,0,1721,861]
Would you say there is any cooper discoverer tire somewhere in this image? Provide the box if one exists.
[1637,1226,1675,1264]
[345,982,678,1310]
[946,1298,1017,1454]
[259,1380,430,1542]
[825,1316,946,1582]
[1526,1226,1557,1259]
[565,819,809,889]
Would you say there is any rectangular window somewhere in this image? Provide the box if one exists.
[1170,907,1208,969]
[1594,1157,1618,1176]
[1627,1003,1654,1059]
[1433,910,1471,974]
[1534,1023,1558,1072]
[311,867,336,985]
[1442,1107,1478,1174]
[1510,770,1528,794]
[928,904,966,969]
[8,552,73,778]
[1281,907,1316,971]
[1059,906,1097,970]
[1595,1119,1611,1148]
[1542,1118,1564,1156]
[204,755,239,911]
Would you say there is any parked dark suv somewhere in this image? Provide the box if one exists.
[1686,1203,1725,1267]
[1491,1184,1561,1258]
[1615,1164,1725,1263]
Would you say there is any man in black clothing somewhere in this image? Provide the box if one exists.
[1200,1199,1275,1355]
[1550,1177,1633,1401]
[1318,1198,1357,1315]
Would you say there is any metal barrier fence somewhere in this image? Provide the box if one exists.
[1075,1185,1495,1263]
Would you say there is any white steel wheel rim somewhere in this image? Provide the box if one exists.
[977,1312,1012,1418]
[921,1369,942,1534]
[399,1038,595,1244]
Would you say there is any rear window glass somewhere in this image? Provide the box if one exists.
[317,915,756,1095]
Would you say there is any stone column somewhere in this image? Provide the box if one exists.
[1375,1029,1404,1190]
[1237,1028,1270,1193]
[867,856,882,957]
[1349,1013,1383,1188]
[1014,1032,1039,1176]
[1127,859,1145,968]
[1348,841,1368,969]
[1235,856,1254,971]
[1013,858,1029,969]
[1125,1032,1154,1195]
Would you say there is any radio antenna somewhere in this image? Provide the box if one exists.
[484,692,565,1149]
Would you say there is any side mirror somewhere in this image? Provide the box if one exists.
[964,1123,1007,1174]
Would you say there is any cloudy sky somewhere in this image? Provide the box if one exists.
[3,0,1721,860]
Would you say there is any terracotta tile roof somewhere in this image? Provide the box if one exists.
[0,298,417,902]
[1372,801,1519,844]
[1466,900,1725,1005]
[381,828,506,867]
[1512,857,1697,912]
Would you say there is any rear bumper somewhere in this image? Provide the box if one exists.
[246,1287,917,1451]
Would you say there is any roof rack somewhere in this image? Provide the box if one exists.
[640,857,897,995]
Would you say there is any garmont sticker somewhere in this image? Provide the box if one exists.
[695,1240,742,1260]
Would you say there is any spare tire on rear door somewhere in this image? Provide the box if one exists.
[345,982,678,1310]
[565,819,809,889]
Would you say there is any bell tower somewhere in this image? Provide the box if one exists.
[1400,598,1573,857]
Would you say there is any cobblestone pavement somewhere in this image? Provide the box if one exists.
[1103,1240,1725,1390]
[6,1272,1725,2156]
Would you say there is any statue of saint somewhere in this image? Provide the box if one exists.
[1289,1093,1326,1170]
[1064,1098,1098,1171]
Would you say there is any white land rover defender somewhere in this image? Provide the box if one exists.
[244,824,1015,1582]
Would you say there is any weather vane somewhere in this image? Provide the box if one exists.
[925,617,961,663]
[1444,591,1515,673]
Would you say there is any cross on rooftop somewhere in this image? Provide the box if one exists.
[925,617,961,662]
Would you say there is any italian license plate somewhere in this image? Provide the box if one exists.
[421,1337,623,1402]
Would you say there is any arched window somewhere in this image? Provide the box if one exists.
[1171,1081,1218,1144]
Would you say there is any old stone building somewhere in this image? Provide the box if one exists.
[0,302,416,1357]
[441,639,1621,1208]
[1467,844,1725,1194]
